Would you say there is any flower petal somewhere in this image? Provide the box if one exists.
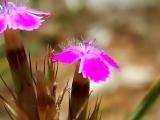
[81,57,110,82]
[20,7,50,18]
[0,16,7,33]
[101,52,120,70]
[52,46,81,64]
[4,2,49,31]
[11,12,42,30]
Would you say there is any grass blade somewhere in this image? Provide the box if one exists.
[130,78,160,120]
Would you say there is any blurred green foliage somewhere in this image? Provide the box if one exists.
[130,78,160,120]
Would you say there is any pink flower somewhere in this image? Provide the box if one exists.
[0,0,50,33]
[51,38,120,83]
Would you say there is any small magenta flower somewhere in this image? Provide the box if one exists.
[0,0,50,32]
[51,38,120,83]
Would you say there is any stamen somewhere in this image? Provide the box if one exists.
[2,0,8,7]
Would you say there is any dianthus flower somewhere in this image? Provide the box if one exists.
[51,39,120,82]
[0,0,50,32]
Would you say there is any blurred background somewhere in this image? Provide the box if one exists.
[0,0,160,119]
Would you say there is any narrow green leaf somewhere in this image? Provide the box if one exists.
[130,78,160,120]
